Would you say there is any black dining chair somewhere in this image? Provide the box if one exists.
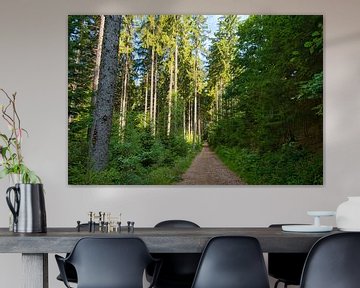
[300,232,360,288]
[268,224,308,288]
[147,220,201,288]
[191,236,270,288]
[56,223,99,284]
[55,237,161,288]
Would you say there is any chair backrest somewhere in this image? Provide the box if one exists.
[300,232,360,288]
[151,220,201,287]
[191,236,270,288]
[66,237,154,288]
[155,219,200,228]
[268,224,308,285]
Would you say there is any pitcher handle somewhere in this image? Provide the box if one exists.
[6,186,20,224]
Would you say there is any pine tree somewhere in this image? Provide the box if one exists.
[89,15,122,171]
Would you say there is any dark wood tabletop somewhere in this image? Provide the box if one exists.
[0,227,340,253]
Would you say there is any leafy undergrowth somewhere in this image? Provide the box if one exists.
[215,144,323,185]
[68,128,201,185]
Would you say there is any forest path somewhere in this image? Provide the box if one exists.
[177,143,245,185]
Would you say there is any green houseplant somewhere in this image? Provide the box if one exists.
[0,89,40,184]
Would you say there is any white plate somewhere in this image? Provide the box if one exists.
[307,211,336,217]
[282,225,333,232]
[338,227,360,232]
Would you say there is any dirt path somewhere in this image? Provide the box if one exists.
[177,143,245,185]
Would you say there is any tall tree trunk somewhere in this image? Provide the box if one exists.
[144,72,148,126]
[188,100,192,137]
[150,46,154,125]
[193,92,197,145]
[174,43,178,133]
[167,59,173,136]
[219,79,223,118]
[153,53,158,135]
[87,15,105,139]
[92,15,105,96]
[183,105,186,138]
[193,56,198,146]
[216,84,219,122]
[174,44,178,94]
[120,55,129,136]
[89,15,121,171]
[198,115,202,143]
[198,94,201,143]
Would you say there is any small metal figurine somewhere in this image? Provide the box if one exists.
[127,221,135,233]
[131,221,135,232]
[88,211,93,232]
[77,221,81,232]
[106,222,111,233]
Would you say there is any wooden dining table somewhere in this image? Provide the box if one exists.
[0,226,339,288]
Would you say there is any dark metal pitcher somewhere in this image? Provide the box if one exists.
[6,183,47,233]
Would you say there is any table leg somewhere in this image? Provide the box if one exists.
[22,253,48,288]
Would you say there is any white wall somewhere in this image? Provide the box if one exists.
[0,0,360,287]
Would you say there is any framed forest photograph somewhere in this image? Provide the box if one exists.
[68,15,323,185]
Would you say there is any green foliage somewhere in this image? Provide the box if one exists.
[146,150,197,184]
[216,145,323,185]
[68,142,197,185]
[208,15,323,151]
[295,72,323,115]
[304,23,323,54]
[68,137,89,184]
[68,15,99,126]
[206,15,323,184]
[68,112,198,184]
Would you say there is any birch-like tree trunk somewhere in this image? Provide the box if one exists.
[149,46,154,125]
[167,59,173,136]
[153,54,158,135]
[174,44,178,133]
[193,56,198,146]
[188,100,192,137]
[92,15,105,96]
[119,55,129,134]
[90,15,121,171]
[183,107,186,138]
[144,72,148,125]
[174,44,178,94]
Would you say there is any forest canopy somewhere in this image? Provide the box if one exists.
[68,15,323,185]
